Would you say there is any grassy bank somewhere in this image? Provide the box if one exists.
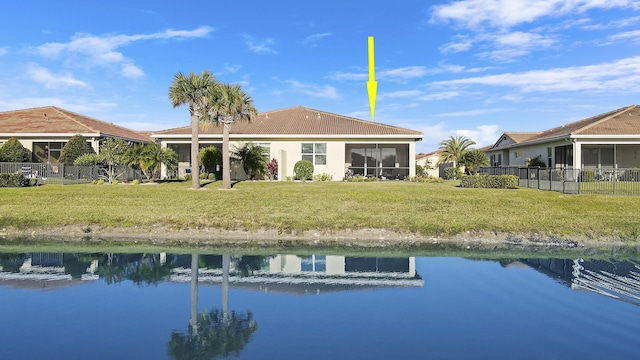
[1,180,639,241]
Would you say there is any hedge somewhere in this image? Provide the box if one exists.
[460,174,518,189]
[0,173,31,187]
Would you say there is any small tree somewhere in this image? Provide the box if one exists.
[267,158,278,181]
[0,137,31,162]
[294,160,314,180]
[199,146,222,174]
[141,143,178,182]
[461,149,489,175]
[99,138,130,183]
[59,134,94,164]
[525,155,546,168]
[232,143,267,180]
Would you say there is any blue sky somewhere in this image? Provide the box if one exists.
[1,0,640,153]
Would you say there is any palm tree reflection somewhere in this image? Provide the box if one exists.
[168,254,257,359]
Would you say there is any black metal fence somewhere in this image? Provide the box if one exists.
[478,166,640,195]
[0,162,144,185]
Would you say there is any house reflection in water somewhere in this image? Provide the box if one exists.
[0,253,99,290]
[504,258,640,305]
[170,255,424,295]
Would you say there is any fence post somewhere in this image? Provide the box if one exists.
[61,164,64,185]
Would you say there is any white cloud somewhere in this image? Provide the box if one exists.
[224,64,242,73]
[430,0,639,29]
[245,36,278,54]
[120,63,144,78]
[378,90,423,100]
[436,108,510,117]
[380,66,429,79]
[281,79,339,99]
[27,64,88,89]
[418,91,465,101]
[0,47,7,56]
[32,26,213,76]
[430,56,640,93]
[0,97,116,113]
[440,35,474,53]
[582,15,640,30]
[412,122,501,151]
[608,30,640,42]
[301,32,333,45]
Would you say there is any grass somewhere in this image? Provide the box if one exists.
[1,180,639,240]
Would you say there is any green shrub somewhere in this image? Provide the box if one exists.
[460,175,518,189]
[0,137,31,162]
[345,174,365,182]
[313,173,333,181]
[207,173,216,181]
[294,160,314,180]
[580,169,595,182]
[112,179,119,185]
[444,167,463,180]
[407,175,444,183]
[133,179,140,185]
[365,176,379,182]
[199,172,208,180]
[0,173,30,187]
[59,134,94,164]
[97,179,104,185]
[184,174,192,181]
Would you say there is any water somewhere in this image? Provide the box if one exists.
[0,251,638,359]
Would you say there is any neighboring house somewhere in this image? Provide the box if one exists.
[416,149,443,178]
[485,105,640,172]
[151,106,423,180]
[0,106,150,163]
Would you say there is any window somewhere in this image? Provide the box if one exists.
[301,143,326,165]
[515,151,523,158]
[256,143,271,159]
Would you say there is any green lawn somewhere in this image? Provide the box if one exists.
[1,180,639,240]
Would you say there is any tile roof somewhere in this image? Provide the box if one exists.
[153,106,423,137]
[491,105,640,149]
[0,106,151,142]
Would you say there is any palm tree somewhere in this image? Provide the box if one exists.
[141,143,178,182]
[437,135,476,169]
[207,83,257,190]
[232,143,267,180]
[460,149,489,175]
[168,71,217,189]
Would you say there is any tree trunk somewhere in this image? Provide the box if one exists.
[222,254,230,321]
[191,113,200,189]
[222,122,231,189]
[190,253,199,331]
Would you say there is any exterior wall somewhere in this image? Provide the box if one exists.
[486,140,567,168]
[416,153,441,178]
[0,136,101,163]
[158,137,418,181]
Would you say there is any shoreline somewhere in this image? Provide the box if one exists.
[1,225,636,251]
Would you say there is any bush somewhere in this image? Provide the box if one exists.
[0,173,30,187]
[407,175,444,183]
[294,160,314,180]
[97,179,104,185]
[112,179,119,185]
[444,167,463,180]
[59,134,94,164]
[460,175,518,189]
[0,137,31,162]
[133,179,140,185]
[313,173,333,181]
[345,174,365,182]
[580,169,595,182]
[184,174,192,181]
[207,173,216,181]
[199,172,208,180]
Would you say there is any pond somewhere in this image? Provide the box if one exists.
[0,248,639,359]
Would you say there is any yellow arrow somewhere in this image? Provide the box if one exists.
[366,36,377,121]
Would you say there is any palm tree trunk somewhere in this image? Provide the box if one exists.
[222,122,231,190]
[191,114,200,189]
[190,253,199,331]
[222,254,230,321]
